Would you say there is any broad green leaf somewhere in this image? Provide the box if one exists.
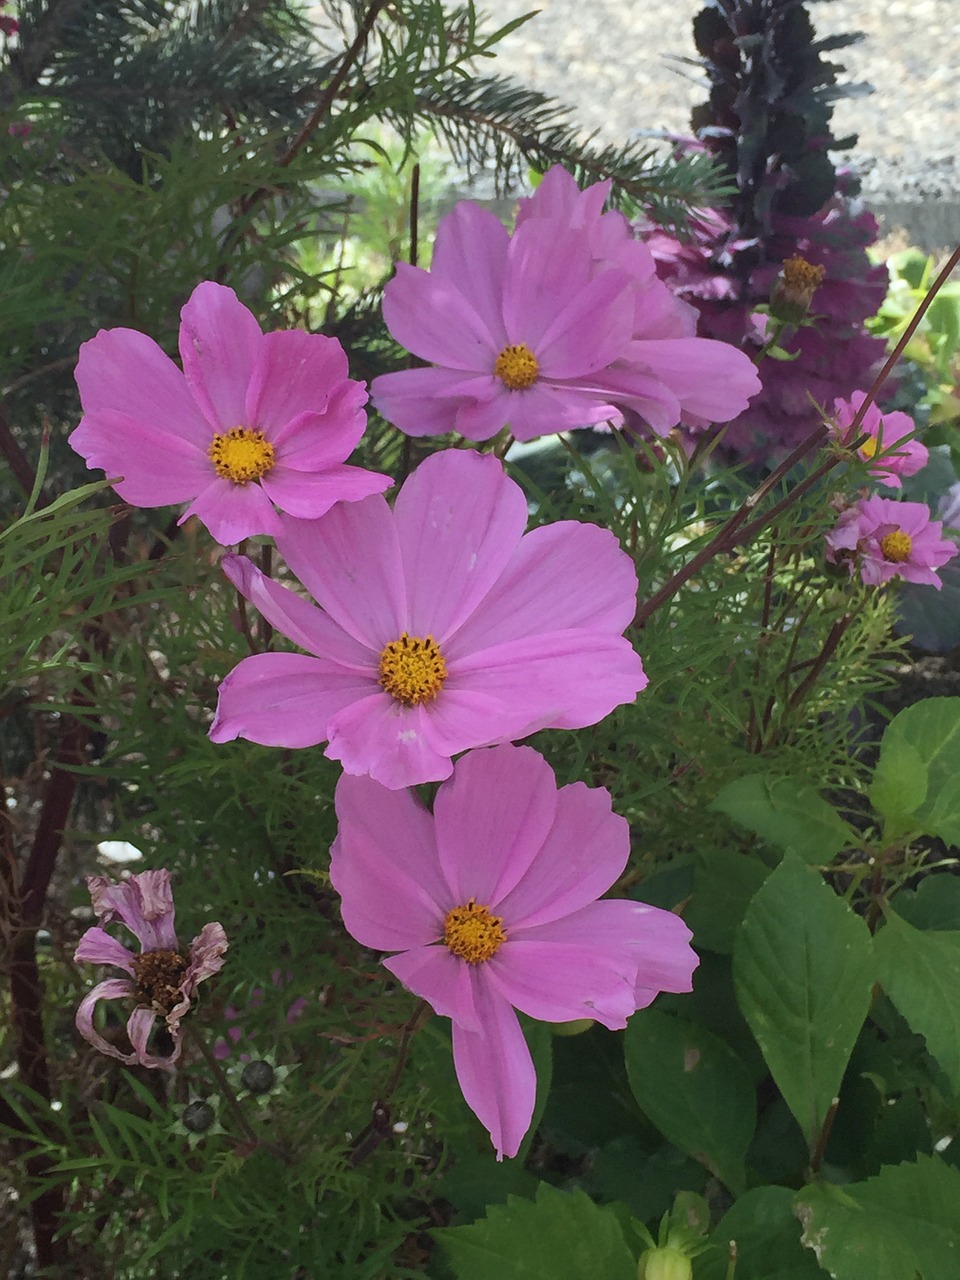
[624,1008,755,1194]
[875,908,960,1094]
[712,775,855,863]
[435,1183,635,1280]
[879,698,960,846]
[870,730,927,834]
[687,849,771,954]
[695,1186,822,1280]
[896,875,960,930]
[733,855,874,1150]
[796,1155,960,1279]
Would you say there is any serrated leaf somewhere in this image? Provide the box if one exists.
[869,731,927,833]
[695,1186,822,1280]
[875,908,960,1094]
[796,1155,960,1279]
[687,849,771,954]
[733,856,874,1151]
[434,1183,635,1280]
[896,876,960,931]
[624,1008,755,1194]
[712,775,855,863]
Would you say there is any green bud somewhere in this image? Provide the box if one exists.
[637,1246,693,1280]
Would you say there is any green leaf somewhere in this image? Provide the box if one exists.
[875,908,960,1094]
[434,1183,636,1280]
[695,1186,822,1280]
[878,698,960,846]
[796,1155,960,1279]
[687,849,771,954]
[712,775,855,863]
[733,855,874,1151]
[623,1008,755,1194]
[896,876,960,931]
[870,730,928,835]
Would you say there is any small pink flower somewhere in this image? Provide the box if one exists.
[69,281,391,545]
[833,391,928,489]
[330,744,698,1158]
[210,448,648,789]
[371,169,759,443]
[74,870,227,1069]
[826,496,957,588]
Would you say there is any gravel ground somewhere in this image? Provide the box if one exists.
[476,0,960,245]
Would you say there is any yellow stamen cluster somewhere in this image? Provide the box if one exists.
[494,343,539,391]
[780,255,825,304]
[132,949,188,1014]
[880,530,912,563]
[443,899,507,964]
[208,427,276,484]
[378,633,447,706]
[858,436,879,460]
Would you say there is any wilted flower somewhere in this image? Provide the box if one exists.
[211,448,647,789]
[74,870,227,1069]
[769,255,825,324]
[371,168,758,443]
[826,496,957,588]
[330,744,698,1158]
[69,281,390,545]
[832,391,928,489]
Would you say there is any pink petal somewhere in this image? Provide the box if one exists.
[501,221,592,349]
[494,780,630,928]
[325,694,456,788]
[244,329,355,437]
[183,922,228,991]
[486,937,638,1030]
[535,269,636,378]
[220,553,372,667]
[447,521,638,656]
[452,630,647,732]
[68,410,212,506]
[451,974,536,1159]
[382,261,500,370]
[429,203,511,342]
[74,327,211,447]
[272,379,368,463]
[209,652,375,748]
[180,476,282,545]
[86,872,177,951]
[371,366,490,438]
[331,775,448,950]
[630,338,761,423]
[393,450,528,641]
[432,745,558,908]
[384,944,482,1033]
[74,927,136,973]
[261,462,391,520]
[75,977,138,1065]
[275,500,406,650]
[453,386,521,441]
[127,1005,178,1069]
[178,282,263,432]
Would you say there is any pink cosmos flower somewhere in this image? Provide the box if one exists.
[210,449,647,789]
[370,171,759,443]
[69,281,390,545]
[74,870,227,1070]
[825,496,958,588]
[832,391,928,489]
[330,744,698,1158]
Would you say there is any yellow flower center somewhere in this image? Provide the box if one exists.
[443,899,507,964]
[858,436,878,459]
[779,254,825,306]
[494,343,539,391]
[132,949,188,1014]
[208,427,276,484]
[378,633,447,706]
[880,530,912,563]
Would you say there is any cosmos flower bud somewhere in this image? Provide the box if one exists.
[637,1245,693,1280]
[769,254,825,324]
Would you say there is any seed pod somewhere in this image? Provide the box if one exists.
[182,1100,216,1133]
[241,1059,276,1094]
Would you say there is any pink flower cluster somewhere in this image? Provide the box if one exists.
[371,166,760,442]
[831,391,928,490]
[69,169,703,1156]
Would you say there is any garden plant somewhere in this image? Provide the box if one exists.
[3,1,960,1277]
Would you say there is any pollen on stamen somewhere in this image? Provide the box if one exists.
[494,343,539,391]
[443,899,507,964]
[132,949,188,1014]
[208,427,276,485]
[378,632,447,706]
[880,530,912,563]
